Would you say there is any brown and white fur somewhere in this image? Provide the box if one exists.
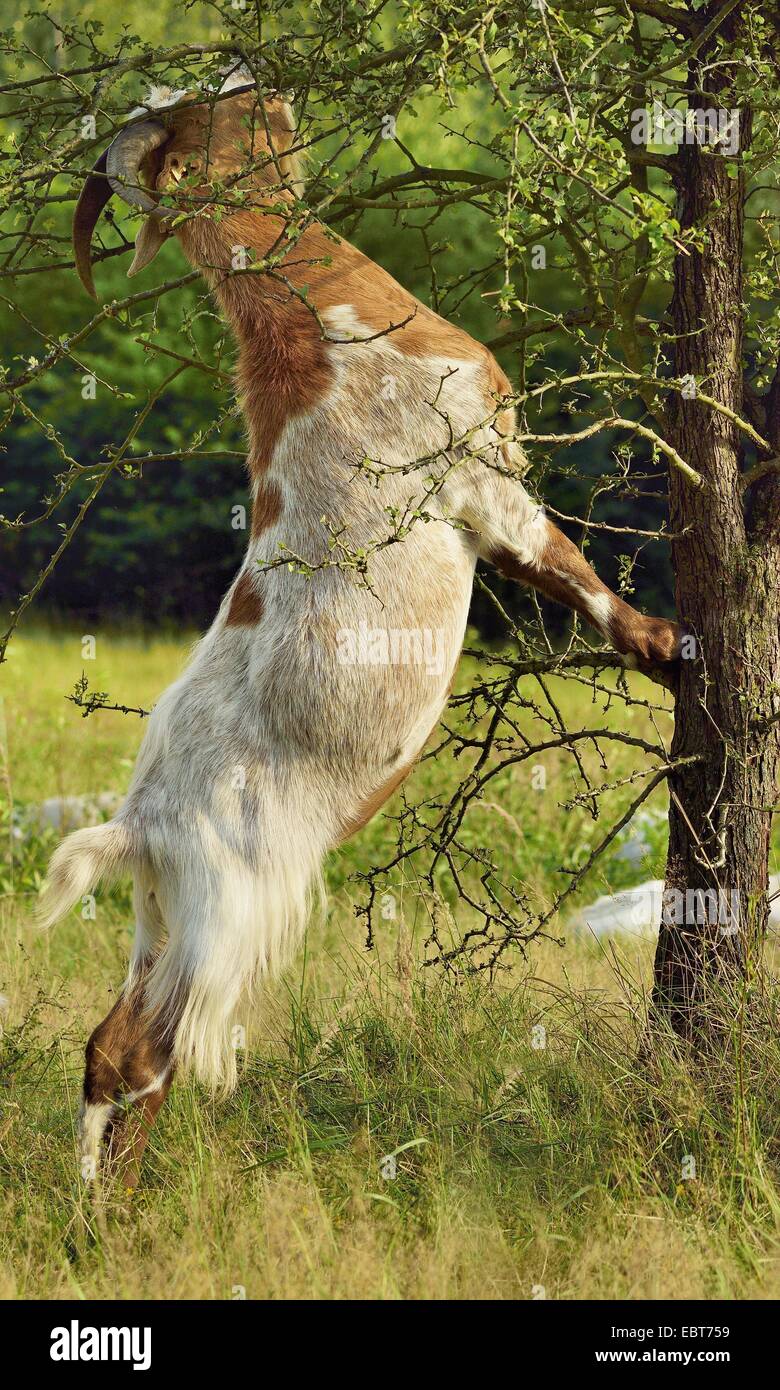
[42,70,681,1188]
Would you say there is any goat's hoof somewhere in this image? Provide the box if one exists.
[639,617,683,665]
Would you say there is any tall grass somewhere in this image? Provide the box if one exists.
[1,631,778,1299]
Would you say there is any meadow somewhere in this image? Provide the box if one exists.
[1,629,779,1300]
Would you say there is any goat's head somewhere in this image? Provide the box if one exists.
[73,68,301,298]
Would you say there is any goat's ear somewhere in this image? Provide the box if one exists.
[127,216,172,278]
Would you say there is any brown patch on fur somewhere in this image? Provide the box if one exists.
[251,480,283,537]
[282,223,488,366]
[487,356,513,402]
[491,531,602,614]
[83,976,169,1106]
[177,216,334,480]
[89,86,500,479]
[225,570,264,626]
[176,208,485,447]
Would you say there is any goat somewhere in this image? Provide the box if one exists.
[42,68,681,1188]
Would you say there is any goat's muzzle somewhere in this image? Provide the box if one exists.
[73,119,176,300]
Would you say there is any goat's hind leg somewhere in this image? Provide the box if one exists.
[80,969,175,1193]
[83,1002,174,1195]
[80,883,174,1193]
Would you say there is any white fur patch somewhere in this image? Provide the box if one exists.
[124,1067,171,1105]
[551,573,612,637]
[321,303,373,344]
[217,64,255,95]
[583,588,613,635]
[126,86,190,122]
[79,1100,115,1167]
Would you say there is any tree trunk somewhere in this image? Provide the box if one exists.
[652,67,780,1034]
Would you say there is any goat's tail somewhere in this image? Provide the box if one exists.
[37,820,133,930]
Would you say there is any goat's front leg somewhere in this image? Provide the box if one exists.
[459,475,681,670]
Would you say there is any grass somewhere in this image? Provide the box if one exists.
[1,628,779,1300]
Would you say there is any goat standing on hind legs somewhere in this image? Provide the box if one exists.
[40,69,681,1191]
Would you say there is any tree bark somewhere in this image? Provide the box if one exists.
[652,54,780,1034]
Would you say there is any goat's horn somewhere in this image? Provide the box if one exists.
[72,148,112,300]
[106,119,173,213]
[72,120,174,301]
